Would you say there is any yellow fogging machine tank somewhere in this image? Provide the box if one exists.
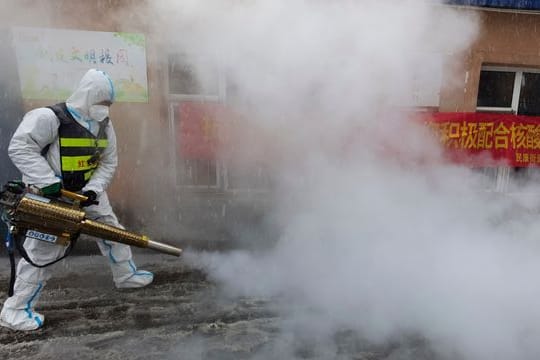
[2,190,182,257]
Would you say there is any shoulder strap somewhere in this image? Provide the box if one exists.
[97,117,110,140]
[40,144,51,157]
[47,102,73,125]
[41,103,73,157]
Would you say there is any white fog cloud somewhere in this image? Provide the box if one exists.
[153,1,540,359]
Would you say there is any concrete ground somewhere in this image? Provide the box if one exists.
[0,253,432,360]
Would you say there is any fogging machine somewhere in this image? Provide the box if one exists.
[0,181,182,294]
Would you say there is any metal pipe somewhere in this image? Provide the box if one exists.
[81,219,182,257]
[146,240,183,257]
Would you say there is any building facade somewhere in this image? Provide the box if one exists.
[439,3,540,191]
[1,0,539,247]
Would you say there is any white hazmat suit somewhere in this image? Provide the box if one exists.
[0,69,153,331]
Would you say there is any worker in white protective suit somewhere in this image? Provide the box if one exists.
[0,69,153,331]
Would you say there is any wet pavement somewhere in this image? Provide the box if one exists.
[0,253,432,360]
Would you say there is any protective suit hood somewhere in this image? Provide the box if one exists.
[65,69,115,122]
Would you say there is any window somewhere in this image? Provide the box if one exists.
[224,162,271,191]
[168,54,224,188]
[477,66,540,115]
[168,53,224,100]
[477,71,515,109]
[167,54,270,191]
[168,102,221,189]
[518,72,540,116]
[177,158,218,187]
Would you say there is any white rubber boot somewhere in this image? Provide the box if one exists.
[111,260,154,289]
[0,278,44,331]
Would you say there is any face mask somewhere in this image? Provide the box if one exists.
[88,105,110,122]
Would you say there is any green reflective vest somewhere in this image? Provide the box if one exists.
[47,103,109,192]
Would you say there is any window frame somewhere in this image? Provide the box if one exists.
[168,101,223,190]
[477,65,540,114]
[167,53,226,101]
[221,162,271,194]
[165,52,227,190]
[166,53,272,192]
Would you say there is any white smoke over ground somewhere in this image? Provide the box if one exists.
[151,1,540,359]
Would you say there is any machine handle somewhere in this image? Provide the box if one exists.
[60,189,99,206]
[60,189,89,202]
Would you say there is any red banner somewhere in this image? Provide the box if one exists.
[425,112,540,167]
[177,106,540,167]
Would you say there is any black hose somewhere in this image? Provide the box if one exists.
[8,250,15,297]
